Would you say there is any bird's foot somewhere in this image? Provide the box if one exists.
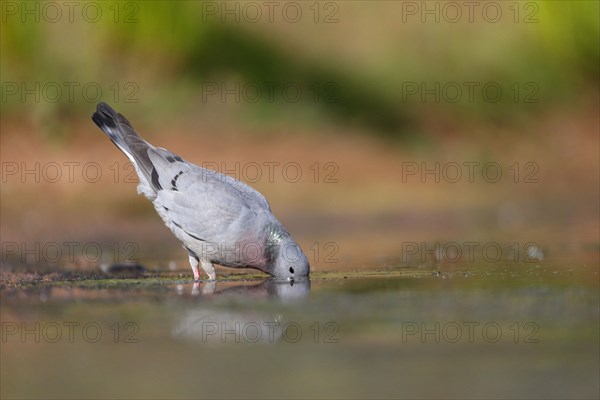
[200,260,216,281]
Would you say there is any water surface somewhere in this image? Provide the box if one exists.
[1,264,598,399]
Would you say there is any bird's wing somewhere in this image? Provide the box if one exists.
[148,148,267,244]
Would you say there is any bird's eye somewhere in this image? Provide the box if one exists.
[289,267,294,274]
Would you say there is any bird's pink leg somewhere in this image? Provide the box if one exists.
[200,259,216,281]
[188,254,200,281]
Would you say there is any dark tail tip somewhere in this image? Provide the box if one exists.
[91,102,134,131]
[92,102,118,130]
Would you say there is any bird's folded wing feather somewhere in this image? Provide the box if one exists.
[147,147,264,243]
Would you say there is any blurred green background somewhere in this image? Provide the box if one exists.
[1,1,598,137]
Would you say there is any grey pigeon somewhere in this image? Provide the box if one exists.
[92,102,310,281]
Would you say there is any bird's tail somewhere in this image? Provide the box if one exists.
[92,102,157,190]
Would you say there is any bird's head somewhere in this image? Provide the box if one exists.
[264,224,310,281]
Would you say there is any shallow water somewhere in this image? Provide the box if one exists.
[1,264,598,399]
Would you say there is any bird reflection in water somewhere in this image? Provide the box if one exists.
[172,278,310,343]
